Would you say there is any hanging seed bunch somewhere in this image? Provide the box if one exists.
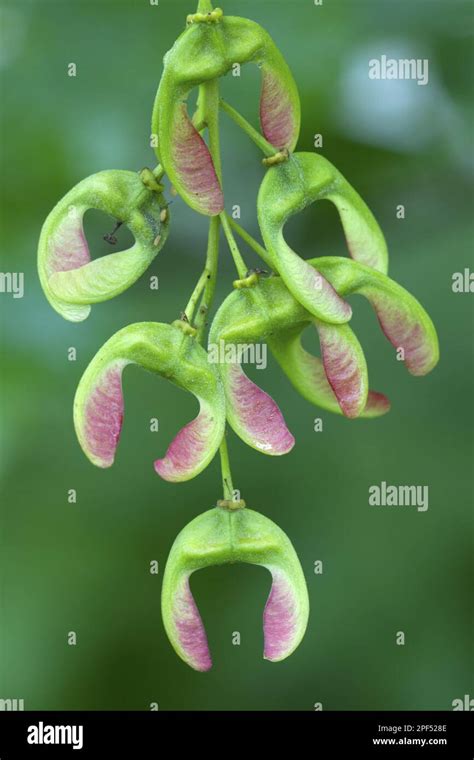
[38,1,439,671]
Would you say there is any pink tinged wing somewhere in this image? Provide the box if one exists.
[172,576,212,672]
[282,251,352,324]
[78,360,128,468]
[345,230,385,274]
[364,391,391,417]
[154,401,219,482]
[263,569,300,662]
[172,104,224,216]
[224,362,294,455]
[315,322,368,418]
[269,329,390,418]
[308,257,439,376]
[370,294,436,376]
[48,245,158,306]
[328,193,389,275]
[48,209,90,275]
[260,69,297,151]
[297,348,389,418]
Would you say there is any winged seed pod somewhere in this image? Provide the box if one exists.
[209,257,439,449]
[209,278,362,453]
[38,170,169,322]
[152,14,300,215]
[308,257,439,376]
[73,322,225,482]
[257,151,389,324]
[161,505,309,671]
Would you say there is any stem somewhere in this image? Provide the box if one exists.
[184,268,210,322]
[192,75,224,344]
[152,164,165,181]
[226,215,272,269]
[197,76,243,502]
[220,212,248,279]
[202,81,222,181]
[198,0,213,11]
[220,99,275,158]
[192,89,206,133]
[195,216,220,341]
[133,165,165,211]
[219,436,234,501]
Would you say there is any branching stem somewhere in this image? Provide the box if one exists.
[226,215,272,269]
[184,268,211,322]
[220,212,248,279]
[195,217,220,341]
[219,99,275,158]
[197,0,213,12]
[202,81,222,181]
[191,64,242,501]
[152,164,165,181]
[219,435,234,501]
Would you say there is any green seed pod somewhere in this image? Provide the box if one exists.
[257,151,389,323]
[209,276,369,452]
[209,257,439,443]
[161,505,309,671]
[38,170,169,322]
[74,322,225,482]
[152,15,300,216]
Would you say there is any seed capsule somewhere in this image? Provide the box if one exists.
[74,322,225,481]
[152,17,300,216]
[161,506,309,671]
[38,170,170,322]
[257,151,390,323]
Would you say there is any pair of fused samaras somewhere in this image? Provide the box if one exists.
[152,15,300,215]
[257,151,389,325]
[73,323,225,482]
[162,506,309,671]
[38,170,169,322]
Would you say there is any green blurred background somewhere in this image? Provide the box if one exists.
[0,0,473,711]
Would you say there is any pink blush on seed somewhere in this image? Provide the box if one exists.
[316,323,365,418]
[172,105,224,216]
[83,364,125,467]
[260,70,296,150]
[49,213,90,274]
[173,577,212,672]
[263,571,298,661]
[373,300,433,376]
[227,363,294,455]
[154,406,214,482]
